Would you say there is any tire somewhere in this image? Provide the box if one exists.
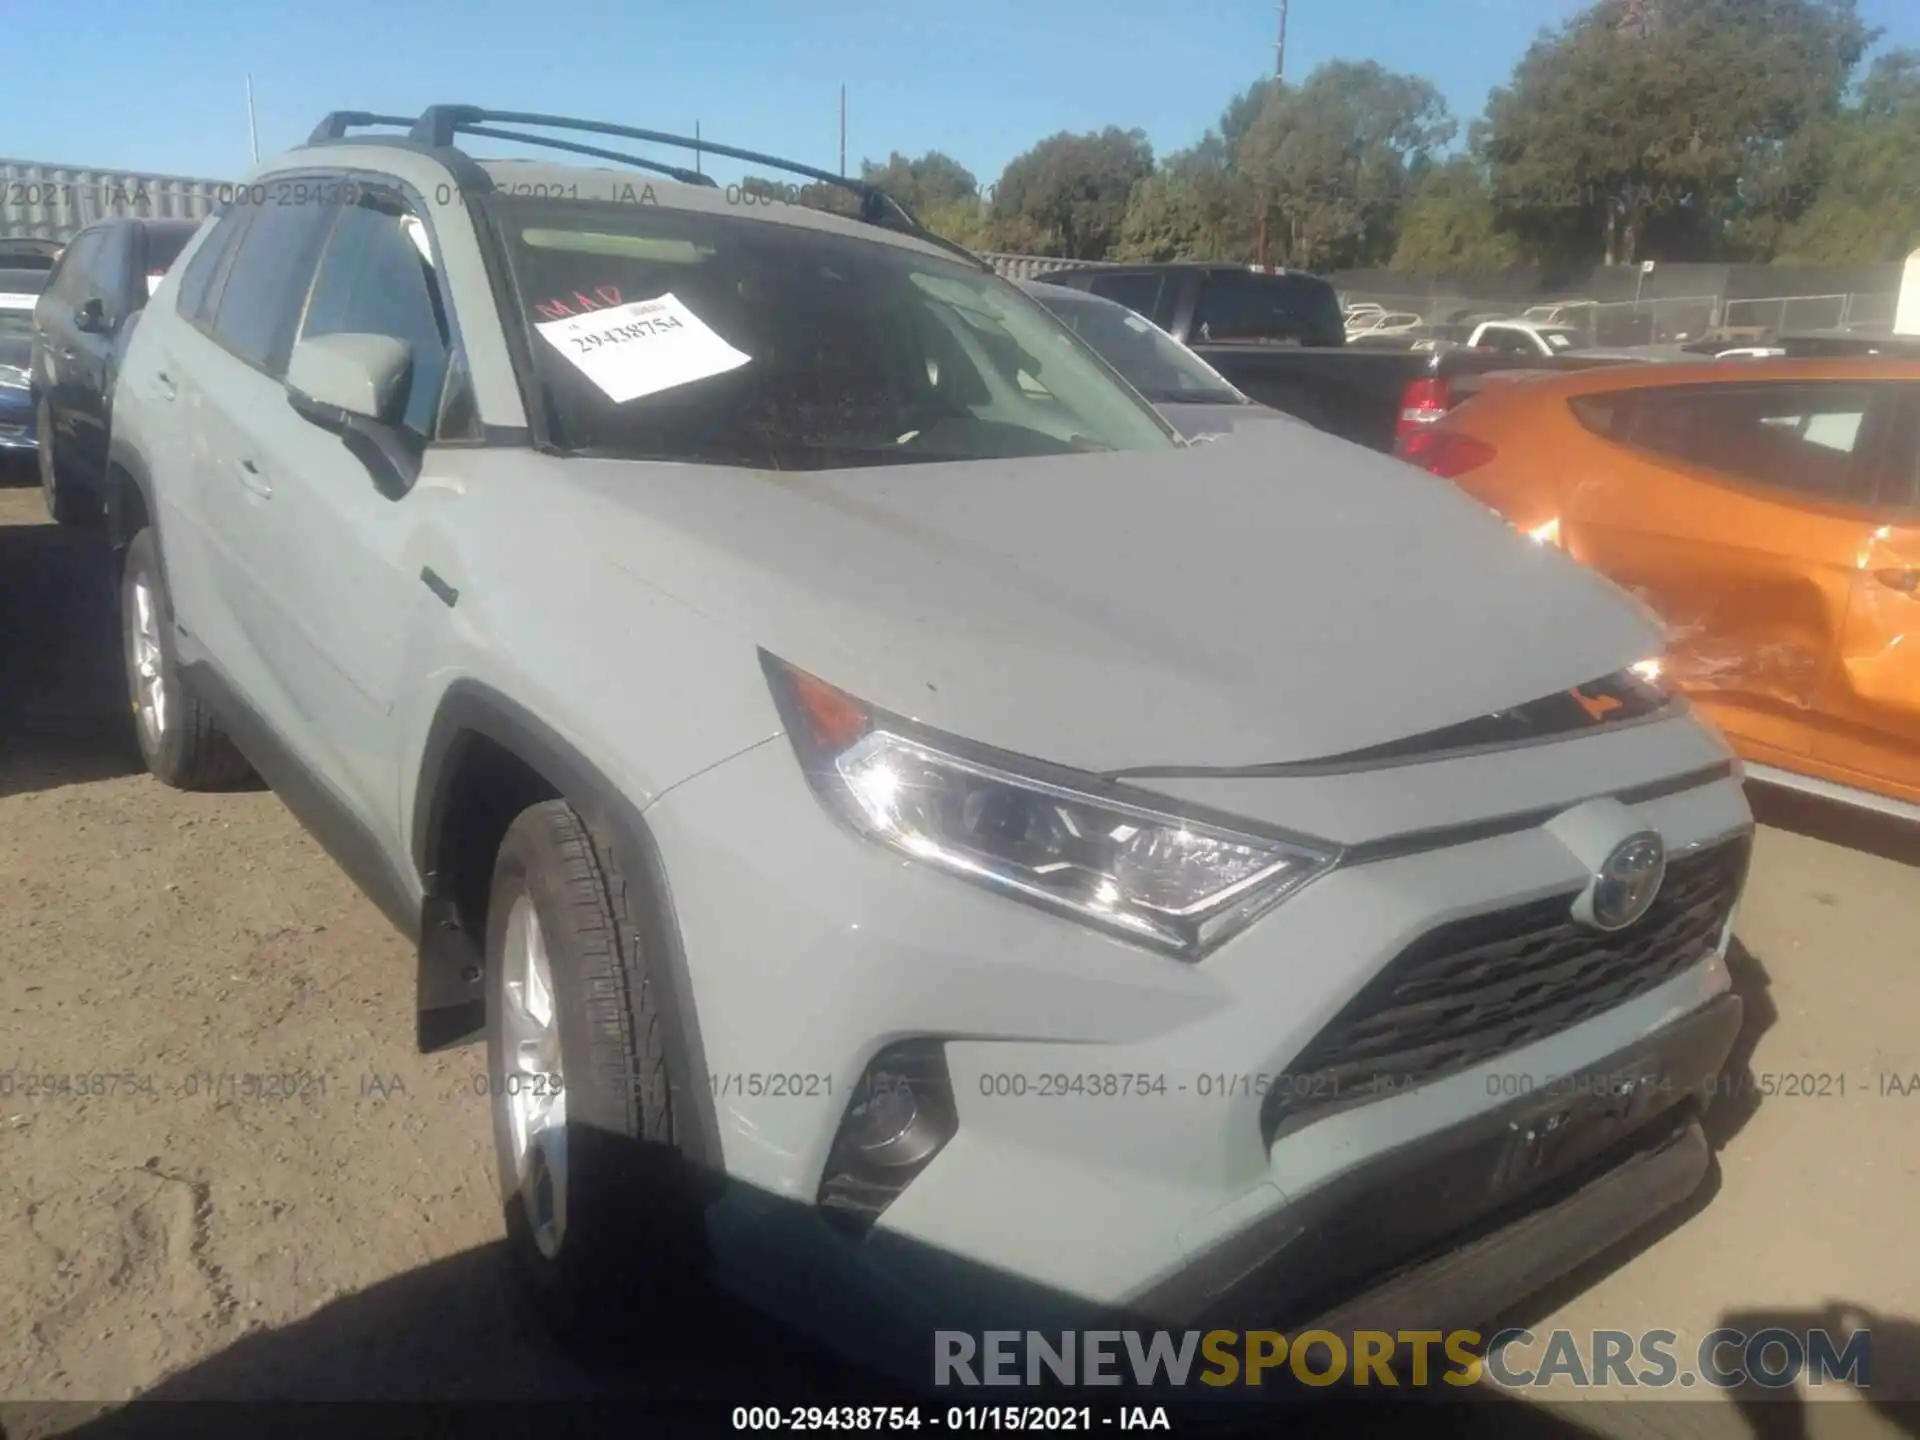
[38,399,101,528]
[484,799,709,1334]
[120,528,253,790]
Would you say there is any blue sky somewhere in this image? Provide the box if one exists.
[5,0,1919,189]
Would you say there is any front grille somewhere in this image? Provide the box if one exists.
[1262,835,1750,1144]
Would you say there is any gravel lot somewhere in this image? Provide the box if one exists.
[1,472,1915,1435]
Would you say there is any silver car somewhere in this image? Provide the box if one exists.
[104,105,1752,1383]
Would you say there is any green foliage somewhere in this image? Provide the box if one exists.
[1236,61,1455,269]
[765,3,1913,273]
[860,151,980,218]
[1477,0,1877,265]
[989,128,1156,259]
[1774,50,1920,261]
[1388,158,1525,274]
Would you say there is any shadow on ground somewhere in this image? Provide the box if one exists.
[0,478,142,799]
[0,1225,1626,1440]
[1718,1303,1920,1436]
[1745,784,1920,871]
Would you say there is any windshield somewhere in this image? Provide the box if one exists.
[488,198,1179,469]
[1026,286,1246,406]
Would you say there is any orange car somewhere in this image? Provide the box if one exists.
[1396,358,1920,819]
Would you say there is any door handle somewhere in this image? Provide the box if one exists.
[155,371,176,401]
[1874,568,1919,595]
[237,457,273,498]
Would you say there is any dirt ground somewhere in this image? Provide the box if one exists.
[1,473,1916,1435]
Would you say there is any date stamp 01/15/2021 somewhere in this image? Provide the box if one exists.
[4,1064,1914,1113]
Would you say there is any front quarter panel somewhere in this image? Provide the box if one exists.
[396,450,784,872]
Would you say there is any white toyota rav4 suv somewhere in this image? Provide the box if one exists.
[104,106,1751,1379]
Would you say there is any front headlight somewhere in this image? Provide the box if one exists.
[762,653,1338,958]
[0,363,29,390]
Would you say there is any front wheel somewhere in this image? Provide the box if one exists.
[485,799,709,1332]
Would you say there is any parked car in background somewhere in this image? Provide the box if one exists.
[1464,318,1664,363]
[107,105,1753,1375]
[1043,261,1349,349]
[0,239,62,463]
[30,216,200,524]
[1017,278,1298,439]
[1043,263,1656,449]
[1398,358,1920,821]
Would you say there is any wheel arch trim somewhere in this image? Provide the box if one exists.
[413,678,725,1172]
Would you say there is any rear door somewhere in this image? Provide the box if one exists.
[69,224,136,480]
[1810,387,1920,801]
[176,188,338,729]
[142,204,257,672]
[1561,378,1911,763]
[33,229,100,434]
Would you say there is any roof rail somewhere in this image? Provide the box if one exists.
[398,105,985,268]
[462,124,715,187]
[308,111,416,144]
[410,106,912,220]
[301,105,991,271]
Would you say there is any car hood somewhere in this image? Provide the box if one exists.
[563,427,1664,772]
[1155,401,1299,441]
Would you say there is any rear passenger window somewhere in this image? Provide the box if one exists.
[1581,382,1902,508]
[1086,273,1167,325]
[298,192,453,441]
[209,190,336,374]
[1192,271,1343,346]
[174,210,242,323]
[51,232,103,303]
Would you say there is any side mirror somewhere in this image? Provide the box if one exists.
[286,334,420,500]
[74,298,109,334]
[286,332,412,429]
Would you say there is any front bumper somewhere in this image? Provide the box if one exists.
[640,718,1751,1359]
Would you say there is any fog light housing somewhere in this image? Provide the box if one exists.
[818,1040,956,1236]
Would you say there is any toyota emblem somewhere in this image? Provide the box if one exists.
[1576,832,1667,931]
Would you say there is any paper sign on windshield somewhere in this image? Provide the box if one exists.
[534,292,750,404]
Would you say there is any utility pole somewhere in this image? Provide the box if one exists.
[694,119,702,177]
[1275,0,1289,85]
[246,74,260,165]
[838,84,847,176]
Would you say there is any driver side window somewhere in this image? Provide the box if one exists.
[300,187,454,443]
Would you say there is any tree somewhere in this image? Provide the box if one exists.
[1236,61,1455,269]
[917,196,997,251]
[1477,0,1877,266]
[989,128,1155,259]
[859,151,979,218]
[1389,158,1524,275]
[1773,50,1920,261]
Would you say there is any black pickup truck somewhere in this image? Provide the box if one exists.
[1038,263,1646,452]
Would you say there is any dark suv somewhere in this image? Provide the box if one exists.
[31,217,200,524]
